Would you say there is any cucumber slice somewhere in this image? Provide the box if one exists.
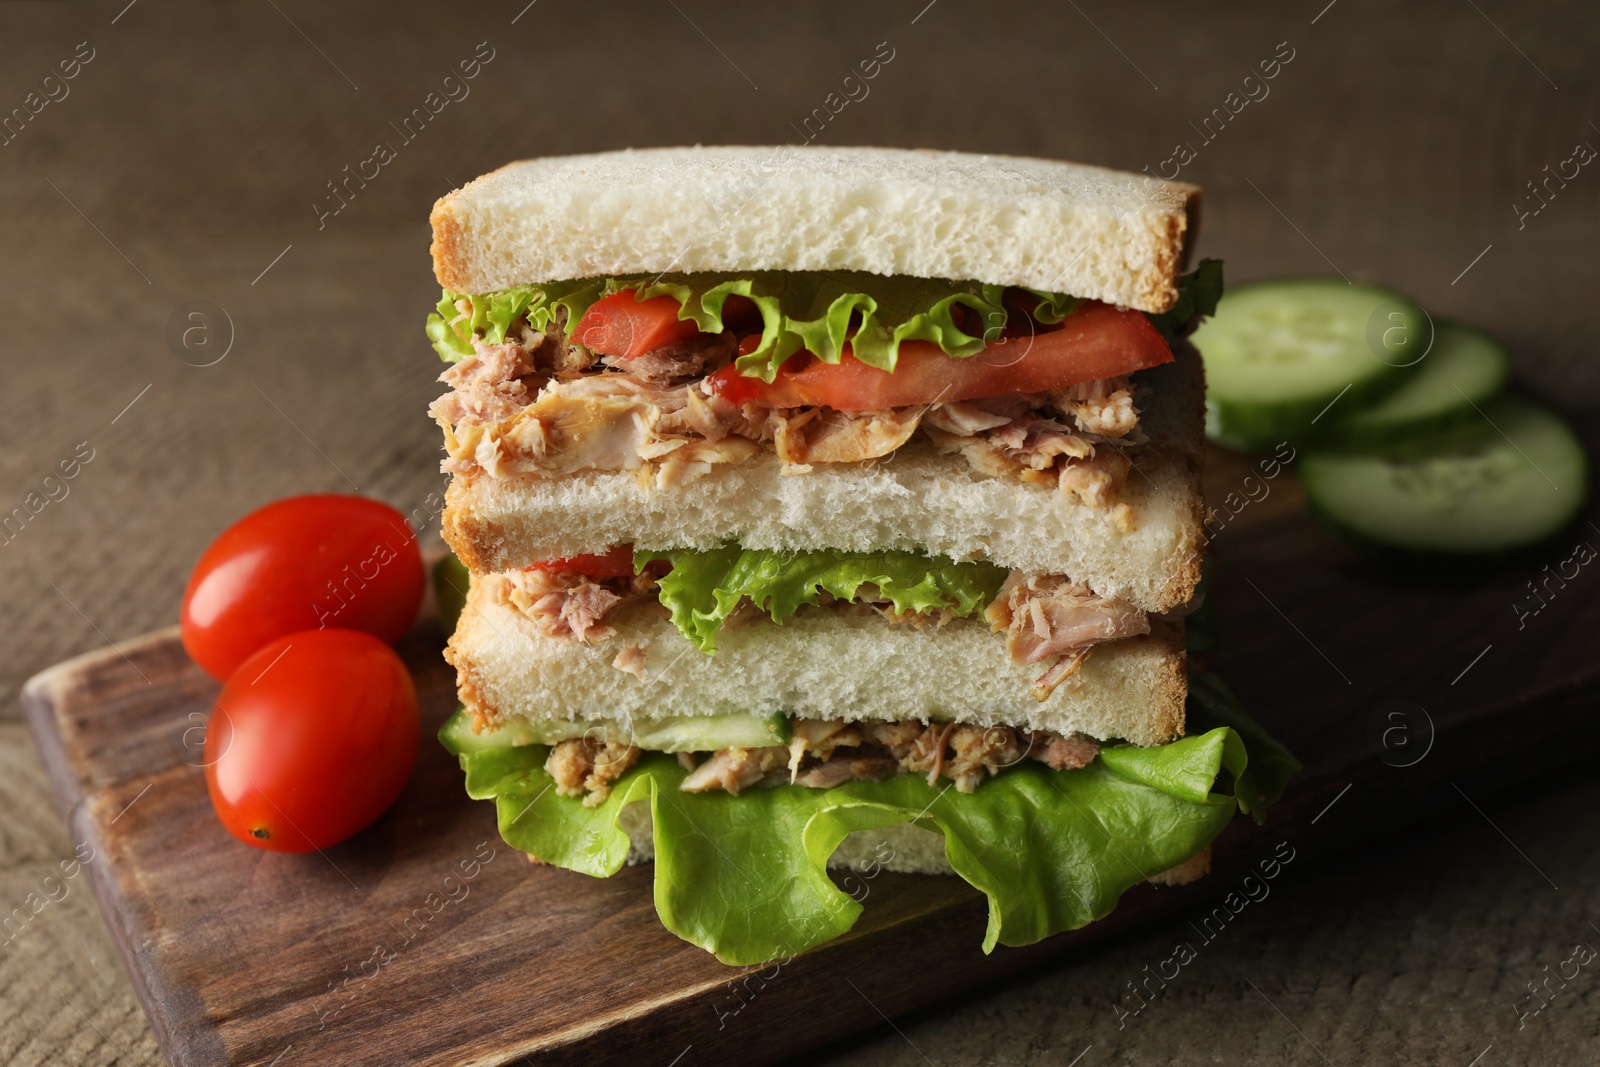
[438,708,792,755]
[1301,396,1588,553]
[1194,279,1427,449]
[1328,322,1509,445]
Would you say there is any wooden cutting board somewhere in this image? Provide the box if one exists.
[22,441,1600,1067]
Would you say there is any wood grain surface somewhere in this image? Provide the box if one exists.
[4,1,1599,1064]
[20,437,1600,1066]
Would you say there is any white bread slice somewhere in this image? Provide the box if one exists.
[616,784,1211,884]
[430,146,1201,313]
[442,343,1205,614]
[447,577,1187,747]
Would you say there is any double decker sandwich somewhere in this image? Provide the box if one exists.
[428,146,1294,964]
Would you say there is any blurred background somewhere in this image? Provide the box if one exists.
[2,1,1596,1064]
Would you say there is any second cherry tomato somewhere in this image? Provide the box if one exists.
[181,494,425,681]
[205,629,419,853]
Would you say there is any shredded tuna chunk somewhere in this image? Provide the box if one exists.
[986,572,1150,665]
[985,572,1149,698]
[680,389,742,441]
[919,388,1141,502]
[641,437,766,489]
[689,719,1104,796]
[438,374,764,483]
[1030,647,1091,700]
[1057,448,1132,506]
[428,343,535,428]
[924,401,1014,436]
[794,754,901,788]
[924,413,1134,507]
[501,377,673,476]
[772,407,923,465]
[986,417,1094,470]
[860,721,928,761]
[680,746,790,796]
[612,644,648,678]
[786,719,859,779]
[536,716,1106,803]
[1055,376,1140,438]
[499,567,655,643]
[429,319,588,431]
[922,424,1021,478]
[926,725,1004,791]
[546,737,640,807]
[601,332,737,382]
[1025,730,1101,771]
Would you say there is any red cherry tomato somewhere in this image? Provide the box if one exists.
[707,301,1173,411]
[205,630,419,853]
[181,494,425,681]
[526,544,636,579]
[570,292,701,359]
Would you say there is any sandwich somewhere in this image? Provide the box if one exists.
[426,146,1296,965]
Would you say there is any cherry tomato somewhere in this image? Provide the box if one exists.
[708,301,1173,411]
[205,630,419,852]
[182,494,425,681]
[570,292,701,358]
[526,544,635,579]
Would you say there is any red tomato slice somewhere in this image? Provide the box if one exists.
[205,630,419,853]
[181,495,425,682]
[527,544,635,579]
[570,292,701,359]
[706,300,1172,411]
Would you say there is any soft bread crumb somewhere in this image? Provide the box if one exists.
[447,579,1187,748]
[431,146,1200,313]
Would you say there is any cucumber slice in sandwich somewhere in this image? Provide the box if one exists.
[1301,396,1588,553]
[1326,321,1509,445]
[439,707,792,755]
[1195,279,1427,449]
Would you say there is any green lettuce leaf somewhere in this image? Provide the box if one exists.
[1185,669,1300,820]
[1148,258,1225,342]
[426,279,609,362]
[457,722,1261,965]
[431,552,469,637]
[425,271,1081,378]
[426,263,1227,370]
[635,545,1008,654]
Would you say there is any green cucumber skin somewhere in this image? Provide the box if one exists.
[1197,278,1427,452]
[1206,368,1407,451]
[1323,322,1511,448]
[438,708,791,756]
[1300,397,1590,555]
[1301,489,1586,559]
[1323,390,1484,450]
